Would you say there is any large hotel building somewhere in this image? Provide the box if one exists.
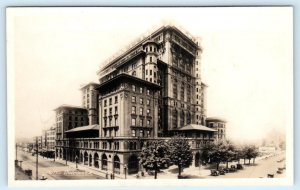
[55,25,226,177]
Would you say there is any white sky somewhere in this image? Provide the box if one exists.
[9,7,293,143]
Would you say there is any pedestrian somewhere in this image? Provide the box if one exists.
[105,172,108,179]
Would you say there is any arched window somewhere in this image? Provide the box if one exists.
[94,153,99,168]
[113,155,120,174]
[84,152,88,165]
[132,71,136,76]
[101,154,108,170]
[128,155,139,174]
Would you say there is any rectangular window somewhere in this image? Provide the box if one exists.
[147,120,150,126]
[104,100,107,107]
[140,130,143,137]
[132,118,136,126]
[150,56,152,62]
[147,89,150,95]
[132,85,136,92]
[146,70,148,75]
[132,96,136,103]
[140,87,143,93]
[115,96,118,103]
[115,117,118,126]
[139,107,143,115]
[109,108,112,115]
[131,129,136,137]
[115,106,118,114]
[140,98,143,104]
[154,72,156,78]
[150,70,152,75]
[147,99,150,105]
[147,109,150,115]
[131,106,136,114]
[147,131,150,137]
[109,98,112,105]
[104,109,107,117]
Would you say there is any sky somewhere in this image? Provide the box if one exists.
[8,7,293,143]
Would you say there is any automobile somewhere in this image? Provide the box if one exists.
[267,174,274,178]
[236,164,243,170]
[210,169,220,176]
[218,169,226,175]
[223,168,230,173]
[229,165,237,172]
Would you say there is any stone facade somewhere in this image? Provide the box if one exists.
[55,25,226,177]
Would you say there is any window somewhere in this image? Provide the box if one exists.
[104,100,107,107]
[150,56,152,62]
[115,117,118,126]
[132,96,136,103]
[131,129,136,137]
[131,106,136,114]
[109,98,112,105]
[104,109,107,117]
[154,72,156,78]
[147,120,151,126]
[147,109,150,115]
[139,107,143,115]
[115,106,118,114]
[109,118,112,127]
[131,118,136,126]
[147,99,150,105]
[150,70,152,75]
[139,87,143,93]
[139,119,143,126]
[132,85,136,92]
[115,96,118,103]
[104,119,107,127]
[150,78,152,82]
[140,98,143,104]
[109,108,112,115]
[140,130,144,137]
[150,46,152,51]
[147,89,150,95]
[146,69,148,75]
[147,131,150,137]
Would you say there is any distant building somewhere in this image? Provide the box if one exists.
[80,83,100,125]
[206,117,226,141]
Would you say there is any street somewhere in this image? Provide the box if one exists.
[16,150,104,180]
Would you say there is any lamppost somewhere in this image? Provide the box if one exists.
[75,155,78,169]
[124,164,127,179]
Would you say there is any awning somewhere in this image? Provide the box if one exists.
[178,124,217,132]
[65,125,100,133]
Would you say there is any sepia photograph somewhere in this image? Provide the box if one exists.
[7,7,293,187]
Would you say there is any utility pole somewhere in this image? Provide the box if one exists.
[36,137,38,180]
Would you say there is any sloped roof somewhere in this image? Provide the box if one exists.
[179,124,217,132]
[65,125,100,133]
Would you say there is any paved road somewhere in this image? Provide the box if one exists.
[17,151,104,180]
[205,152,286,178]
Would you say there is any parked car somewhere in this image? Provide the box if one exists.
[210,169,220,176]
[236,164,243,170]
[218,169,226,175]
[229,165,237,172]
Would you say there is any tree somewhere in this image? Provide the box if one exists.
[207,140,229,170]
[168,136,193,177]
[224,140,236,169]
[243,145,259,165]
[139,140,170,179]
